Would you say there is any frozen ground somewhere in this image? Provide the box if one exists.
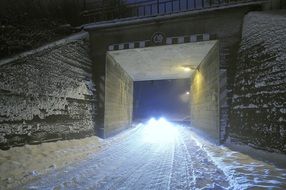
[0,131,127,189]
[0,137,104,189]
[2,119,286,190]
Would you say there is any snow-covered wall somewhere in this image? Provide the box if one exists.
[0,35,97,149]
[230,11,286,153]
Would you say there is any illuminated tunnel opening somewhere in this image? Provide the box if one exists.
[104,40,223,142]
[133,79,190,123]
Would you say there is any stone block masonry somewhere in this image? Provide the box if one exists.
[0,34,97,149]
[230,11,286,153]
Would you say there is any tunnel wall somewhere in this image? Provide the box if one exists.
[190,42,220,140]
[0,35,97,149]
[104,54,133,137]
[230,11,286,153]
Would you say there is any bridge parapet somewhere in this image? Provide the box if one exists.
[82,0,268,23]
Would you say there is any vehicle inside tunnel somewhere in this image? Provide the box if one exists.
[133,79,191,122]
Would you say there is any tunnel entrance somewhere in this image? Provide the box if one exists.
[133,79,190,122]
[104,40,224,143]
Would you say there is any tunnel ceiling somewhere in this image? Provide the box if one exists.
[107,40,216,81]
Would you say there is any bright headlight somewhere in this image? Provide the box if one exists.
[142,117,178,144]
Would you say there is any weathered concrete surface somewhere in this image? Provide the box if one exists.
[104,54,133,137]
[190,41,220,141]
[230,11,286,153]
[0,35,97,149]
[108,41,216,81]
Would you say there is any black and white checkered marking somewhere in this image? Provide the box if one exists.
[108,33,214,51]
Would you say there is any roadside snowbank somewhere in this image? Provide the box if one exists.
[187,127,286,189]
[0,136,103,189]
[0,125,139,190]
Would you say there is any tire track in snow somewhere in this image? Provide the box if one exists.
[22,125,232,190]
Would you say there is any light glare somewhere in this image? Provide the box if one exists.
[184,67,191,72]
[142,118,178,144]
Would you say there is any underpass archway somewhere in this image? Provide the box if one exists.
[85,4,262,142]
[104,40,223,143]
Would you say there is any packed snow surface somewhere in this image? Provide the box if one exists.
[2,118,286,190]
[0,136,107,189]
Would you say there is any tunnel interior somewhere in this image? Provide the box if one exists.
[133,79,190,122]
[104,40,222,142]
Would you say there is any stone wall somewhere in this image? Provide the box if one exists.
[0,34,97,149]
[230,11,286,153]
[190,42,220,141]
[104,53,133,137]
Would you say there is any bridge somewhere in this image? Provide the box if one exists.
[81,0,268,22]
[83,0,269,143]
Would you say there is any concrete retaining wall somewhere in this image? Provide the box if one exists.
[0,34,97,149]
[104,54,133,137]
[230,11,286,153]
[190,42,220,140]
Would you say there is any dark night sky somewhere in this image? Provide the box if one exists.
[133,79,190,121]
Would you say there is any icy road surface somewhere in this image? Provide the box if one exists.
[22,119,286,190]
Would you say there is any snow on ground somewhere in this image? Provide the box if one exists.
[188,128,286,189]
[0,127,137,190]
[0,137,102,189]
[1,119,286,190]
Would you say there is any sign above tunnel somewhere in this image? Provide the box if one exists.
[151,32,166,46]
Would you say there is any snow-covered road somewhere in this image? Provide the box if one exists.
[21,119,286,190]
